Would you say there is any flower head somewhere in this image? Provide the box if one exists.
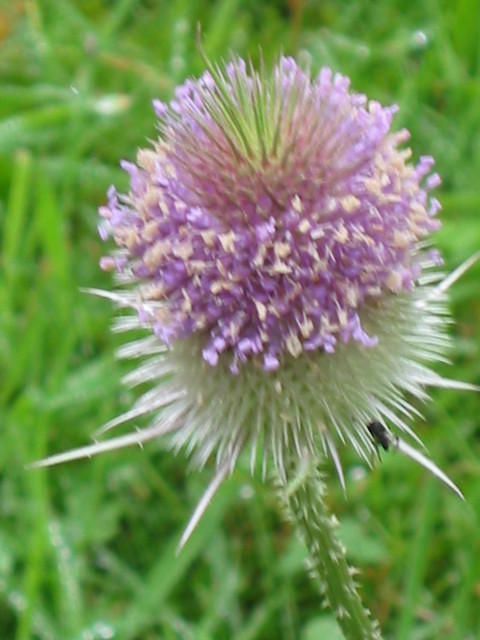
[36,55,478,545]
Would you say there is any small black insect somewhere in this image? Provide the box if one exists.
[366,421,391,452]
[364,421,464,499]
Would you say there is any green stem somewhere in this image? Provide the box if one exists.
[278,460,382,640]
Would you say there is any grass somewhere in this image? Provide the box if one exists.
[1,1,480,638]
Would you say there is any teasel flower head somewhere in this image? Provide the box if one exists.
[36,54,479,546]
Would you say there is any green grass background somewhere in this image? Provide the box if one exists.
[1,1,480,638]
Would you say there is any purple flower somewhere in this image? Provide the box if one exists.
[99,59,441,374]
[36,55,479,548]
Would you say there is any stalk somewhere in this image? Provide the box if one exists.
[278,459,382,640]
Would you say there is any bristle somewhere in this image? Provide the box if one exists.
[29,419,181,468]
[326,436,346,495]
[426,251,480,300]
[395,438,464,500]
[177,459,231,552]
[95,388,186,436]
[116,336,166,359]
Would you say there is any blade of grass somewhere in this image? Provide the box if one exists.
[2,150,32,293]
[34,171,72,322]
[395,479,438,639]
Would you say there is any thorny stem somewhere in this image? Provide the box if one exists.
[277,458,382,640]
